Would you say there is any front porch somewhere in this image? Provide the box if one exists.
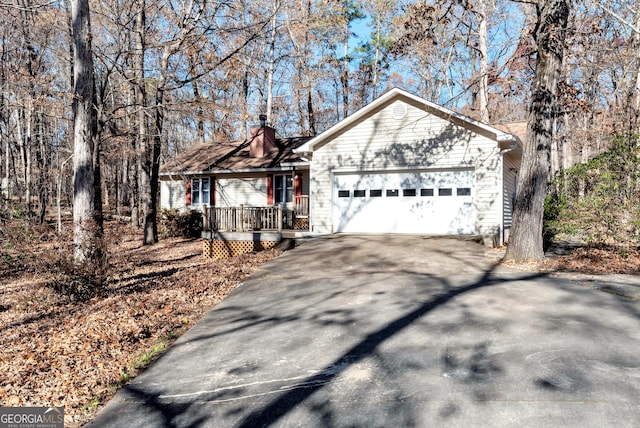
[202,196,309,233]
[201,198,309,259]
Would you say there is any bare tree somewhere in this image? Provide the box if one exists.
[339,0,363,119]
[265,0,279,123]
[134,0,151,242]
[477,0,490,123]
[71,0,103,263]
[505,0,572,262]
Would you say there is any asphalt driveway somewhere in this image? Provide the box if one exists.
[89,235,640,427]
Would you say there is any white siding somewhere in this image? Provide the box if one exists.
[503,152,520,229]
[160,178,186,211]
[161,172,306,211]
[216,175,268,207]
[310,99,502,238]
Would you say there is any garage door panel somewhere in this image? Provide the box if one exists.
[333,170,475,234]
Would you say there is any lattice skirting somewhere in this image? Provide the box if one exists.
[203,239,279,259]
[293,218,309,230]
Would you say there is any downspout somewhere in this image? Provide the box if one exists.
[498,136,519,246]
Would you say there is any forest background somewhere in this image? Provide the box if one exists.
[2,0,640,241]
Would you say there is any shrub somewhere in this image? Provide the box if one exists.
[545,134,640,247]
[159,209,202,238]
[49,255,109,302]
[48,222,111,302]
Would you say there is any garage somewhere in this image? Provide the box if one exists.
[332,170,475,234]
[294,88,522,244]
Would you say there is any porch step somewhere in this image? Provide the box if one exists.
[282,230,319,239]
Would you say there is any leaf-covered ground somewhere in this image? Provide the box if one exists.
[540,246,640,274]
[496,244,640,275]
[0,220,280,426]
[1,219,638,426]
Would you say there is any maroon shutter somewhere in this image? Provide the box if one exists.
[267,174,274,205]
[185,179,192,206]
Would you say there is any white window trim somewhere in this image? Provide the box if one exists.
[273,174,293,204]
[191,177,211,205]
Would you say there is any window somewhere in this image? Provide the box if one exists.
[457,187,471,196]
[274,175,293,204]
[439,188,452,196]
[338,190,350,198]
[403,189,417,197]
[421,188,434,197]
[354,190,366,197]
[386,189,399,197]
[370,189,382,197]
[192,177,210,205]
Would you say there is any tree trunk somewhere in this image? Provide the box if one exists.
[122,88,133,217]
[0,47,5,202]
[627,11,640,132]
[93,119,103,228]
[341,24,349,119]
[192,78,205,146]
[265,0,278,124]
[372,15,381,100]
[130,156,140,227]
[504,0,571,262]
[3,138,9,206]
[477,0,489,124]
[242,69,249,140]
[22,109,32,216]
[307,90,316,136]
[1,59,8,205]
[71,0,102,264]
[135,0,150,238]
[57,155,72,234]
[143,47,170,245]
[240,0,250,140]
[289,0,315,136]
[550,116,560,181]
[37,111,47,224]
[147,93,162,244]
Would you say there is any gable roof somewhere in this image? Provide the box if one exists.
[160,136,311,176]
[295,87,520,153]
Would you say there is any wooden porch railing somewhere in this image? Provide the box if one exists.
[294,195,309,217]
[204,206,283,232]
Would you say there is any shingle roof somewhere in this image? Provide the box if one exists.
[160,136,312,175]
[492,122,527,143]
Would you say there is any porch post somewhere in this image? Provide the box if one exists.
[277,205,282,232]
[294,172,302,207]
[203,207,209,232]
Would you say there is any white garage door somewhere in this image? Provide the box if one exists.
[333,170,475,234]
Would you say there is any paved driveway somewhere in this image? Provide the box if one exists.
[89,235,640,427]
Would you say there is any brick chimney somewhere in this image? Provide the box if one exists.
[249,114,276,158]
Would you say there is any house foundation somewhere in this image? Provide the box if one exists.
[201,231,281,259]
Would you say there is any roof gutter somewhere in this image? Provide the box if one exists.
[497,133,520,149]
[159,163,309,177]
